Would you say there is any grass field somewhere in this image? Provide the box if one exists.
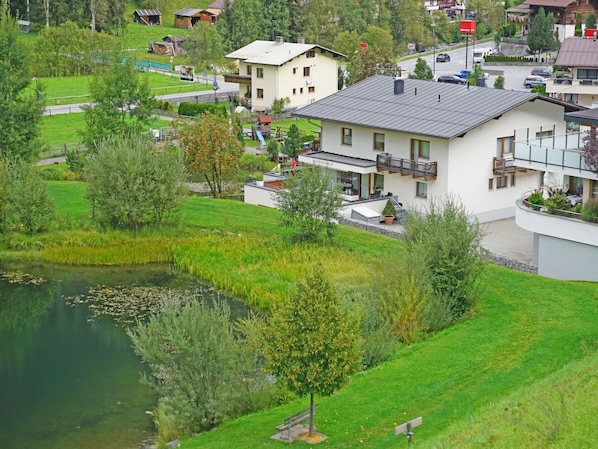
[4,182,597,448]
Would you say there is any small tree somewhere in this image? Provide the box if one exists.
[582,126,598,174]
[280,123,303,160]
[261,268,362,437]
[403,195,486,318]
[527,7,559,54]
[81,54,155,150]
[178,112,244,198]
[86,134,188,230]
[494,75,505,89]
[587,12,597,31]
[408,57,434,80]
[275,166,343,242]
[575,13,582,37]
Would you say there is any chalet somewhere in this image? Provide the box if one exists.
[133,9,161,26]
[225,37,345,112]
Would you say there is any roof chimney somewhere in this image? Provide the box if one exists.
[394,77,405,95]
[297,36,305,44]
[275,35,283,44]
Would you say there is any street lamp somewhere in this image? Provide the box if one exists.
[431,23,436,75]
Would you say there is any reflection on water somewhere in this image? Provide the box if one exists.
[0,262,247,449]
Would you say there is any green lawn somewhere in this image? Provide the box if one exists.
[13,183,597,449]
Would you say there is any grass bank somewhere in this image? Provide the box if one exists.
[4,181,598,448]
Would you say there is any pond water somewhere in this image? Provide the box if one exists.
[0,261,248,449]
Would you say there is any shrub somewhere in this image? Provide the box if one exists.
[544,193,570,213]
[527,190,544,206]
[581,199,598,222]
[177,102,227,117]
[382,199,396,217]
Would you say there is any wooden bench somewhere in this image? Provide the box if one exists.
[276,405,317,441]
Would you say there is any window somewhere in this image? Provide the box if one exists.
[373,133,385,151]
[496,176,508,189]
[592,180,598,199]
[293,68,297,74]
[300,87,303,94]
[246,65,252,75]
[256,88,264,99]
[306,50,316,58]
[307,86,315,93]
[577,68,598,79]
[256,67,264,78]
[303,66,310,77]
[488,179,494,190]
[342,128,352,145]
[292,88,296,95]
[416,182,427,198]
[497,136,514,157]
[564,93,579,103]
[411,139,430,160]
[337,171,358,195]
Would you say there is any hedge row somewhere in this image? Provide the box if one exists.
[178,102,228,117]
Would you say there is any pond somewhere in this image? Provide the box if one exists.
[0,261,248,449]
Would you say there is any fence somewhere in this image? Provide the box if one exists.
[39,142,87,159]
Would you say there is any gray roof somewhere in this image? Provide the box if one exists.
[134,9,161,16]
[226,40,345,66]
[565,107,598,125]
[293,75,571,139]
[556,38,598,68]
[174,8,202,16]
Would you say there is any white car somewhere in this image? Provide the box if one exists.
[523,75,546,88]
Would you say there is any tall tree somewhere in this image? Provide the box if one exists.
[527,7,559,54]
[0,0,45,161]
[81,54,154,149]
[346,45,394,85]
[182,21,225,70]
[303,0,342,47]
[263,0,290,41]
[261,268,361,437]
[177,112,245,198]
[217,0,267,51]
[280,123,302,160]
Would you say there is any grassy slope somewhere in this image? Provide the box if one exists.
[29,182,598,448]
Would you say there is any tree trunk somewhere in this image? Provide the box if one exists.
[309,393,315,437]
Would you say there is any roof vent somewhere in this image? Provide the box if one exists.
[394,77,405,95]
[275,36,283,44]
[297,36,305,44]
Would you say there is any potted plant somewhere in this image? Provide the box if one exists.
[382,199,396,225]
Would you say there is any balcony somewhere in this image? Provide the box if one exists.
[493,156,528,175]
[513,131,598,179]
[376,153,437,180]
[223,73,251,84]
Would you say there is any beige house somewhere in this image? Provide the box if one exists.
[224,37,345,112]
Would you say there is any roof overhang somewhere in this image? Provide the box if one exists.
[565,107,598,126]
[298,151,378,174]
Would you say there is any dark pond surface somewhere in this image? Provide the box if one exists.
[0,261,248,449]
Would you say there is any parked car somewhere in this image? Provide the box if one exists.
[437,75,467,84]
[531,67,552,78]
[436,53,451,63]
[524,75,547,88]
[454,69,489,80]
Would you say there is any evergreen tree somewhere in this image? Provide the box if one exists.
[408,57,434,80]
[0,0,45,161]
[527,7,558,54]
[280,123,303,159]
[586,12,597,30]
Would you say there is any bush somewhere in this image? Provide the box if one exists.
[527,190,544,206]
[177,102,227,117]
[581,199,598,222]
[382,199,396,217]
[485,55,532,63]
[544,193,570,213]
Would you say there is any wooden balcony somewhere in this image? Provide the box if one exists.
[376,153,437,180]
[223,73,251,84]
[493,156,528,175]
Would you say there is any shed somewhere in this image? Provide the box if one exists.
[197,9,219,23]
[18,19,30,33]
[153,41,175,56]
[174,8,203,29]
[133,9,161,26]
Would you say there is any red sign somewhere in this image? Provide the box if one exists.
[459,20,476,35]
[585,28,597,38]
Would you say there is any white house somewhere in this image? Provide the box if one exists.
[224,37,345,113]
[514,107,598,281]
[245,75,582,224]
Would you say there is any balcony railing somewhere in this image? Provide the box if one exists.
[376,153,437,180]
[493,156,528,175]
[513,131,597,177]
[223,73,251,84]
